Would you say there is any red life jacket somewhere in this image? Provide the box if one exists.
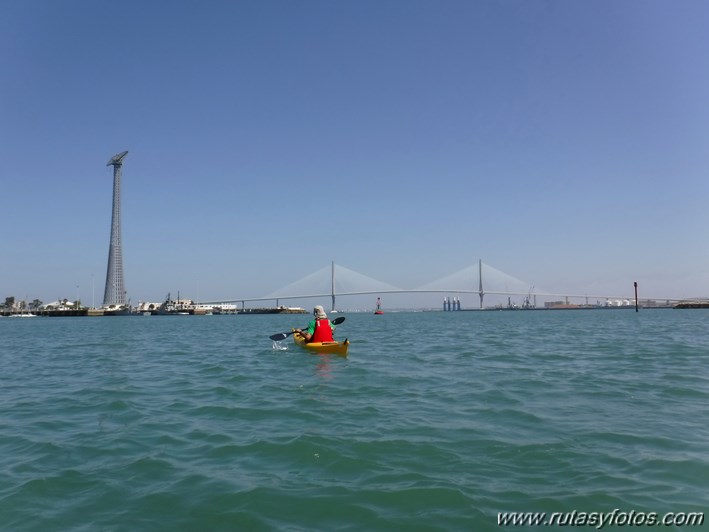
[310,319,334,342]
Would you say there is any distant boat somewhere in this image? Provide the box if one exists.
[9,312,36,318]
[152,292,198,315]
[102,304,132,316]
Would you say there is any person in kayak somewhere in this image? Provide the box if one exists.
[295,305,335,343]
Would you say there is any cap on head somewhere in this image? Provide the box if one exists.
[314,305,327,319]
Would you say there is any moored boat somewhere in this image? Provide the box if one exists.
[293,331,349,356]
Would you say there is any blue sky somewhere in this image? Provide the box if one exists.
[2,0,709,307]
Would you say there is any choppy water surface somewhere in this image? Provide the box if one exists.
[1,310,707,531]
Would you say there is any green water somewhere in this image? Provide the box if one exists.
[1,310,707,531]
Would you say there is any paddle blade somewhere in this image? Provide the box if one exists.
[269,317,342,341]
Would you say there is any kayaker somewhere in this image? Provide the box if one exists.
[295,305,335,343]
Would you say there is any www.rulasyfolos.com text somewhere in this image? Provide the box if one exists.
[497,509,704,528]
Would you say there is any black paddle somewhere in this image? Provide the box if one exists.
[269,316,345,341]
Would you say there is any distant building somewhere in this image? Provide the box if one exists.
[544,301,581,309]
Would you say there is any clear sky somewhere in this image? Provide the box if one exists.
[2,0,709,307]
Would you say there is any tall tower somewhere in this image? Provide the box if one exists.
[478,259,484,309]
[103,150,128,307]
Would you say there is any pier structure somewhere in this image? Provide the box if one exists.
[103,151,128,307]
[443,297,462,311]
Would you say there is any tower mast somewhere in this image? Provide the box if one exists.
[103,150,128,307]
[331,261,336,312]
[478,259,484,309]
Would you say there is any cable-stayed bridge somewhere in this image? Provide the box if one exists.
[201,261,672,310]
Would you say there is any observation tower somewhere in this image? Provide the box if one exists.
[103,150,128,307]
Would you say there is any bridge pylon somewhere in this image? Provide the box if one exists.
[331,261,336,312]
[479,259,484,309]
